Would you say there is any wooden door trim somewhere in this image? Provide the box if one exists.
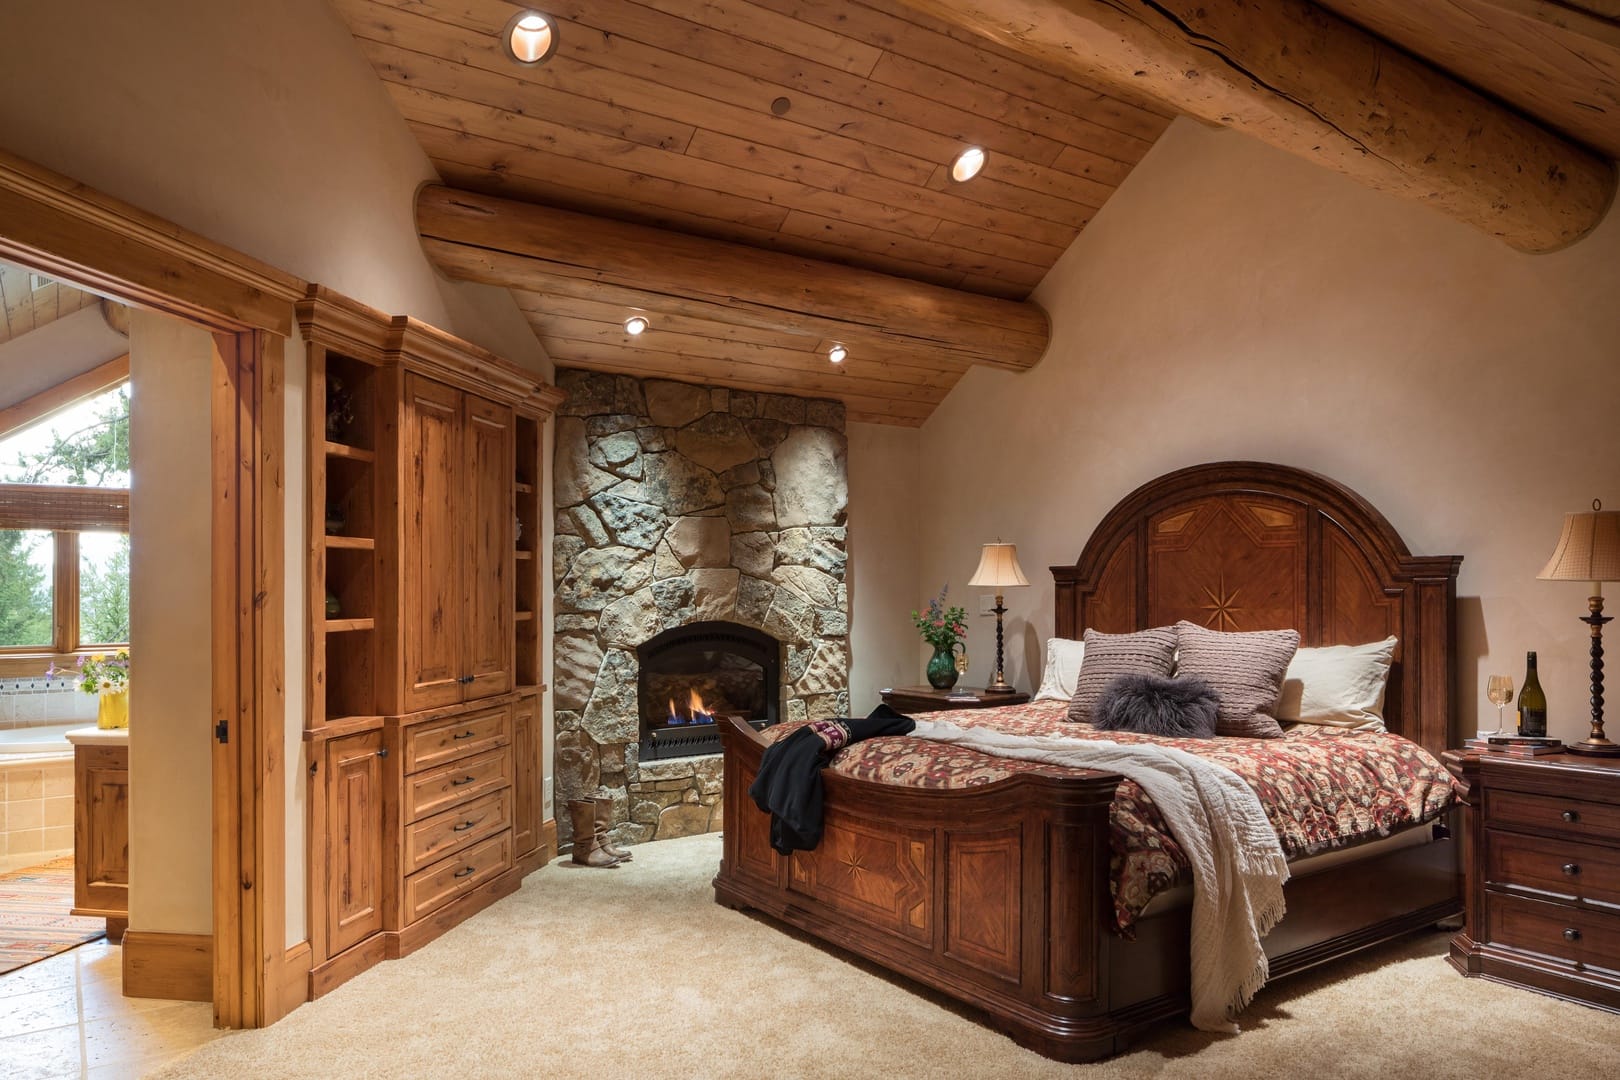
[0,150,300,1028]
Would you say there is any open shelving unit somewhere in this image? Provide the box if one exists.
[514,412,542,688]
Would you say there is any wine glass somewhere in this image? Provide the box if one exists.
[1486,675,1515,737]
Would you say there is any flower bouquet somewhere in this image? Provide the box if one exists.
[912,586,968,690]
[51,650,130,730]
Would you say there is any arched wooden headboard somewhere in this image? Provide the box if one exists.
[1052,462,1463,756]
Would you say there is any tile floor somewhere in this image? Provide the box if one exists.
[0,940,222,1079]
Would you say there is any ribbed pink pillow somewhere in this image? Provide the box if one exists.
[1173,621,1300,738]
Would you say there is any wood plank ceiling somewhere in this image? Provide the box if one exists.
[0,262,99,347]
[332,0,1174,424]
[1316,0,1620,159]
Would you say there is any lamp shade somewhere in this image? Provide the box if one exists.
[968,542,1030,589]
[1538,502,1620,584]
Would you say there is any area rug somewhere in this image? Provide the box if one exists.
[0,856,106,974]
[150,832,1620,1080]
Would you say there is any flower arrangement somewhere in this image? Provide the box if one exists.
[50,650,130,695]
[912,586,968,650]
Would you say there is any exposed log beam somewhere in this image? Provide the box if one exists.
[416,186,1050,372]
[895,0,1615,252]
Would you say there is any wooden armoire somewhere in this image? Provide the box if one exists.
[297,286,560,997]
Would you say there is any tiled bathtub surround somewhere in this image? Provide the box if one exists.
[0,757,75,873]
[0,677,100,729]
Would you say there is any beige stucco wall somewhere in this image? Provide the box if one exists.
[890,118,1620,745]
[127,310,214,935]
[846,422,923,712]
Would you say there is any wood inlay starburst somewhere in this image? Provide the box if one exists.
[842,852,868,879]
[1200,575,1245,630]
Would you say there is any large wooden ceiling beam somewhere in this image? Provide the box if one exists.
[895,0,1615,252]
[416,186,1050,371]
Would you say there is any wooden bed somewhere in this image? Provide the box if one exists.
[713,461,1464,1062]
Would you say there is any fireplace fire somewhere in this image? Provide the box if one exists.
[637,621,780,760]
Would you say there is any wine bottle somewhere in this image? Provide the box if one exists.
[1518,651,1548,738]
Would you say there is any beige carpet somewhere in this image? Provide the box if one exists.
[153,833,1620,1079]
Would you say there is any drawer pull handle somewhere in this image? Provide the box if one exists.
[1563,863,1582,877]
[454,866,476,879]
[452,819,479,832]
[1564,928,1582,943]
[452,730,477,741]
[451,775,476,787]
[1562,810,1580,823]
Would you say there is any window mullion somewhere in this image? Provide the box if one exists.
[56,531,79,654]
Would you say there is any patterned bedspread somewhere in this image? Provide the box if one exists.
[765,700,1457,934]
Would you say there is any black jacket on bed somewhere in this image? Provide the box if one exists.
[748,704,916,855]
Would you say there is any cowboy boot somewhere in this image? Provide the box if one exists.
[593,796,633,861]
[568,799,620,867]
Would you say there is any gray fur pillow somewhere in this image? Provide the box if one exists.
[1093,674,1220,739]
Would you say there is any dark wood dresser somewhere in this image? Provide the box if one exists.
[1446,750,1620,1012]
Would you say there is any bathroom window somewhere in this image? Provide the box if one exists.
[0,381,130,665]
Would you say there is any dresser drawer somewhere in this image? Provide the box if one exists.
[1486,892,1620,974]
[404,746,512,822]
[403,704,511,774]
[1487,830,1620,908]
[404,789,512,876]
[403,830,513,924]
[1485,788,1620,844]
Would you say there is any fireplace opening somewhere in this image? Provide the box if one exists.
[637,621,780,761]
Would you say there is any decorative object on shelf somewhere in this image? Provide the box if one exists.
[913,586,967,690]
[325,501,347,536]
[514,514,523,545]
[325,372,355,441]
[1538,499,1620,756]
[325,590,341,619]
[968,540,1030,694]
[50,651,130,730]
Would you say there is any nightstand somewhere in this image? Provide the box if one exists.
[1445,749,1620,1012]
[879,686,1030,714]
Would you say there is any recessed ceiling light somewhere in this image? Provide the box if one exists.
[504,10,558,66]
[625,315,649,336]
[828,344,847,364]
[950,146,987,183]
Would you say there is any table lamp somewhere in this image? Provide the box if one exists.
[968,541,1030,694]
[1538,499,1620,756]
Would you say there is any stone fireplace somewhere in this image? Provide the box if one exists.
[553,370,849,848]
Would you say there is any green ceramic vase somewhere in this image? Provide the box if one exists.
[926,643,961,690]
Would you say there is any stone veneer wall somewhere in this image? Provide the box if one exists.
[552,370,850,848]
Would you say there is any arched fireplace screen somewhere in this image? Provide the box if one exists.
[636,621,780,761]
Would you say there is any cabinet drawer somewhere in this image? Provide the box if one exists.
[404,789,512,876]
[1485,788,1620,844]
[403,830,512,924]
[403,704,511,774]
[405,746,512,822]
[1486,892,1620,974]
[1487,830,1620,908]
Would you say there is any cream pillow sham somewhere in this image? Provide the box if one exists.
[1275,636,1397,731]
[1032,637,1086,702]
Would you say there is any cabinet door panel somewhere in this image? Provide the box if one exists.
[513,696,540,857]
[402,374,464,711]
[463,394,514,700]
[327,730,385,955]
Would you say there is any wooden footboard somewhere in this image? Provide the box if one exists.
[713,714,1462,1062]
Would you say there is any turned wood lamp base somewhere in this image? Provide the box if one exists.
[1566,594,1619,756]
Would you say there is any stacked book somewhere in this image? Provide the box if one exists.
[1462,735,1565,757]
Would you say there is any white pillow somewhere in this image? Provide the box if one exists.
[1275,636,1397,731]
[1033,637,1086,702]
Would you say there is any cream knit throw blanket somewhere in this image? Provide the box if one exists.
[910,720,1290,1033]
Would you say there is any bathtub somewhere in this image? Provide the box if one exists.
[0,723,78,873]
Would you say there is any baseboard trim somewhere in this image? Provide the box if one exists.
[268,941,312,1022]
[122,931,212,1002]
[309,935,386,1000]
